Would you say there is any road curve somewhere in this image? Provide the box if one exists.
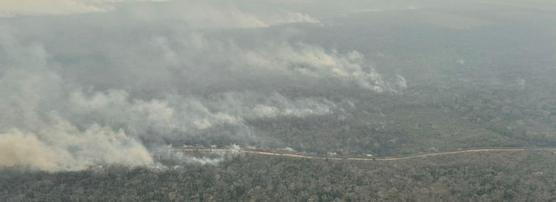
[179,148,556,161]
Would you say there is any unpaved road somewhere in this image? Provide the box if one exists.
[180,148,556,161]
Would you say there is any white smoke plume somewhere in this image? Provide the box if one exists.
[66,90,337,140]
[0,120,153,172]
[241,44,389,92]
[0,0,406,171]
[0,34,341,171]
[143,34,397,93]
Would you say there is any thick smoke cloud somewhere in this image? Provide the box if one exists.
[0,0,404,171]
[0,123,153,172]
[66,90,337,143]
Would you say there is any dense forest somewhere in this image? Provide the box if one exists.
[2,150,556,201]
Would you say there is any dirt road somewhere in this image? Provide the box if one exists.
[179,147,556,161]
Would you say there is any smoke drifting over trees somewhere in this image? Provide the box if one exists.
[4,0,556,201]
[1,0,556,174]
[0,0,411,171]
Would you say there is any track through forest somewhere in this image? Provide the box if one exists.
[180,148,556,161]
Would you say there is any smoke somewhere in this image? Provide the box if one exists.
[241,44,389,92]
[0,0,407,171]
[128,34,396,93]
[153,145,226,167]
[66,90,338,143]
[0,120,153,172]
[0,64,338,171]
[0,35,341,171]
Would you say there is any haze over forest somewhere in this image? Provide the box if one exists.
[1,0,556,201]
